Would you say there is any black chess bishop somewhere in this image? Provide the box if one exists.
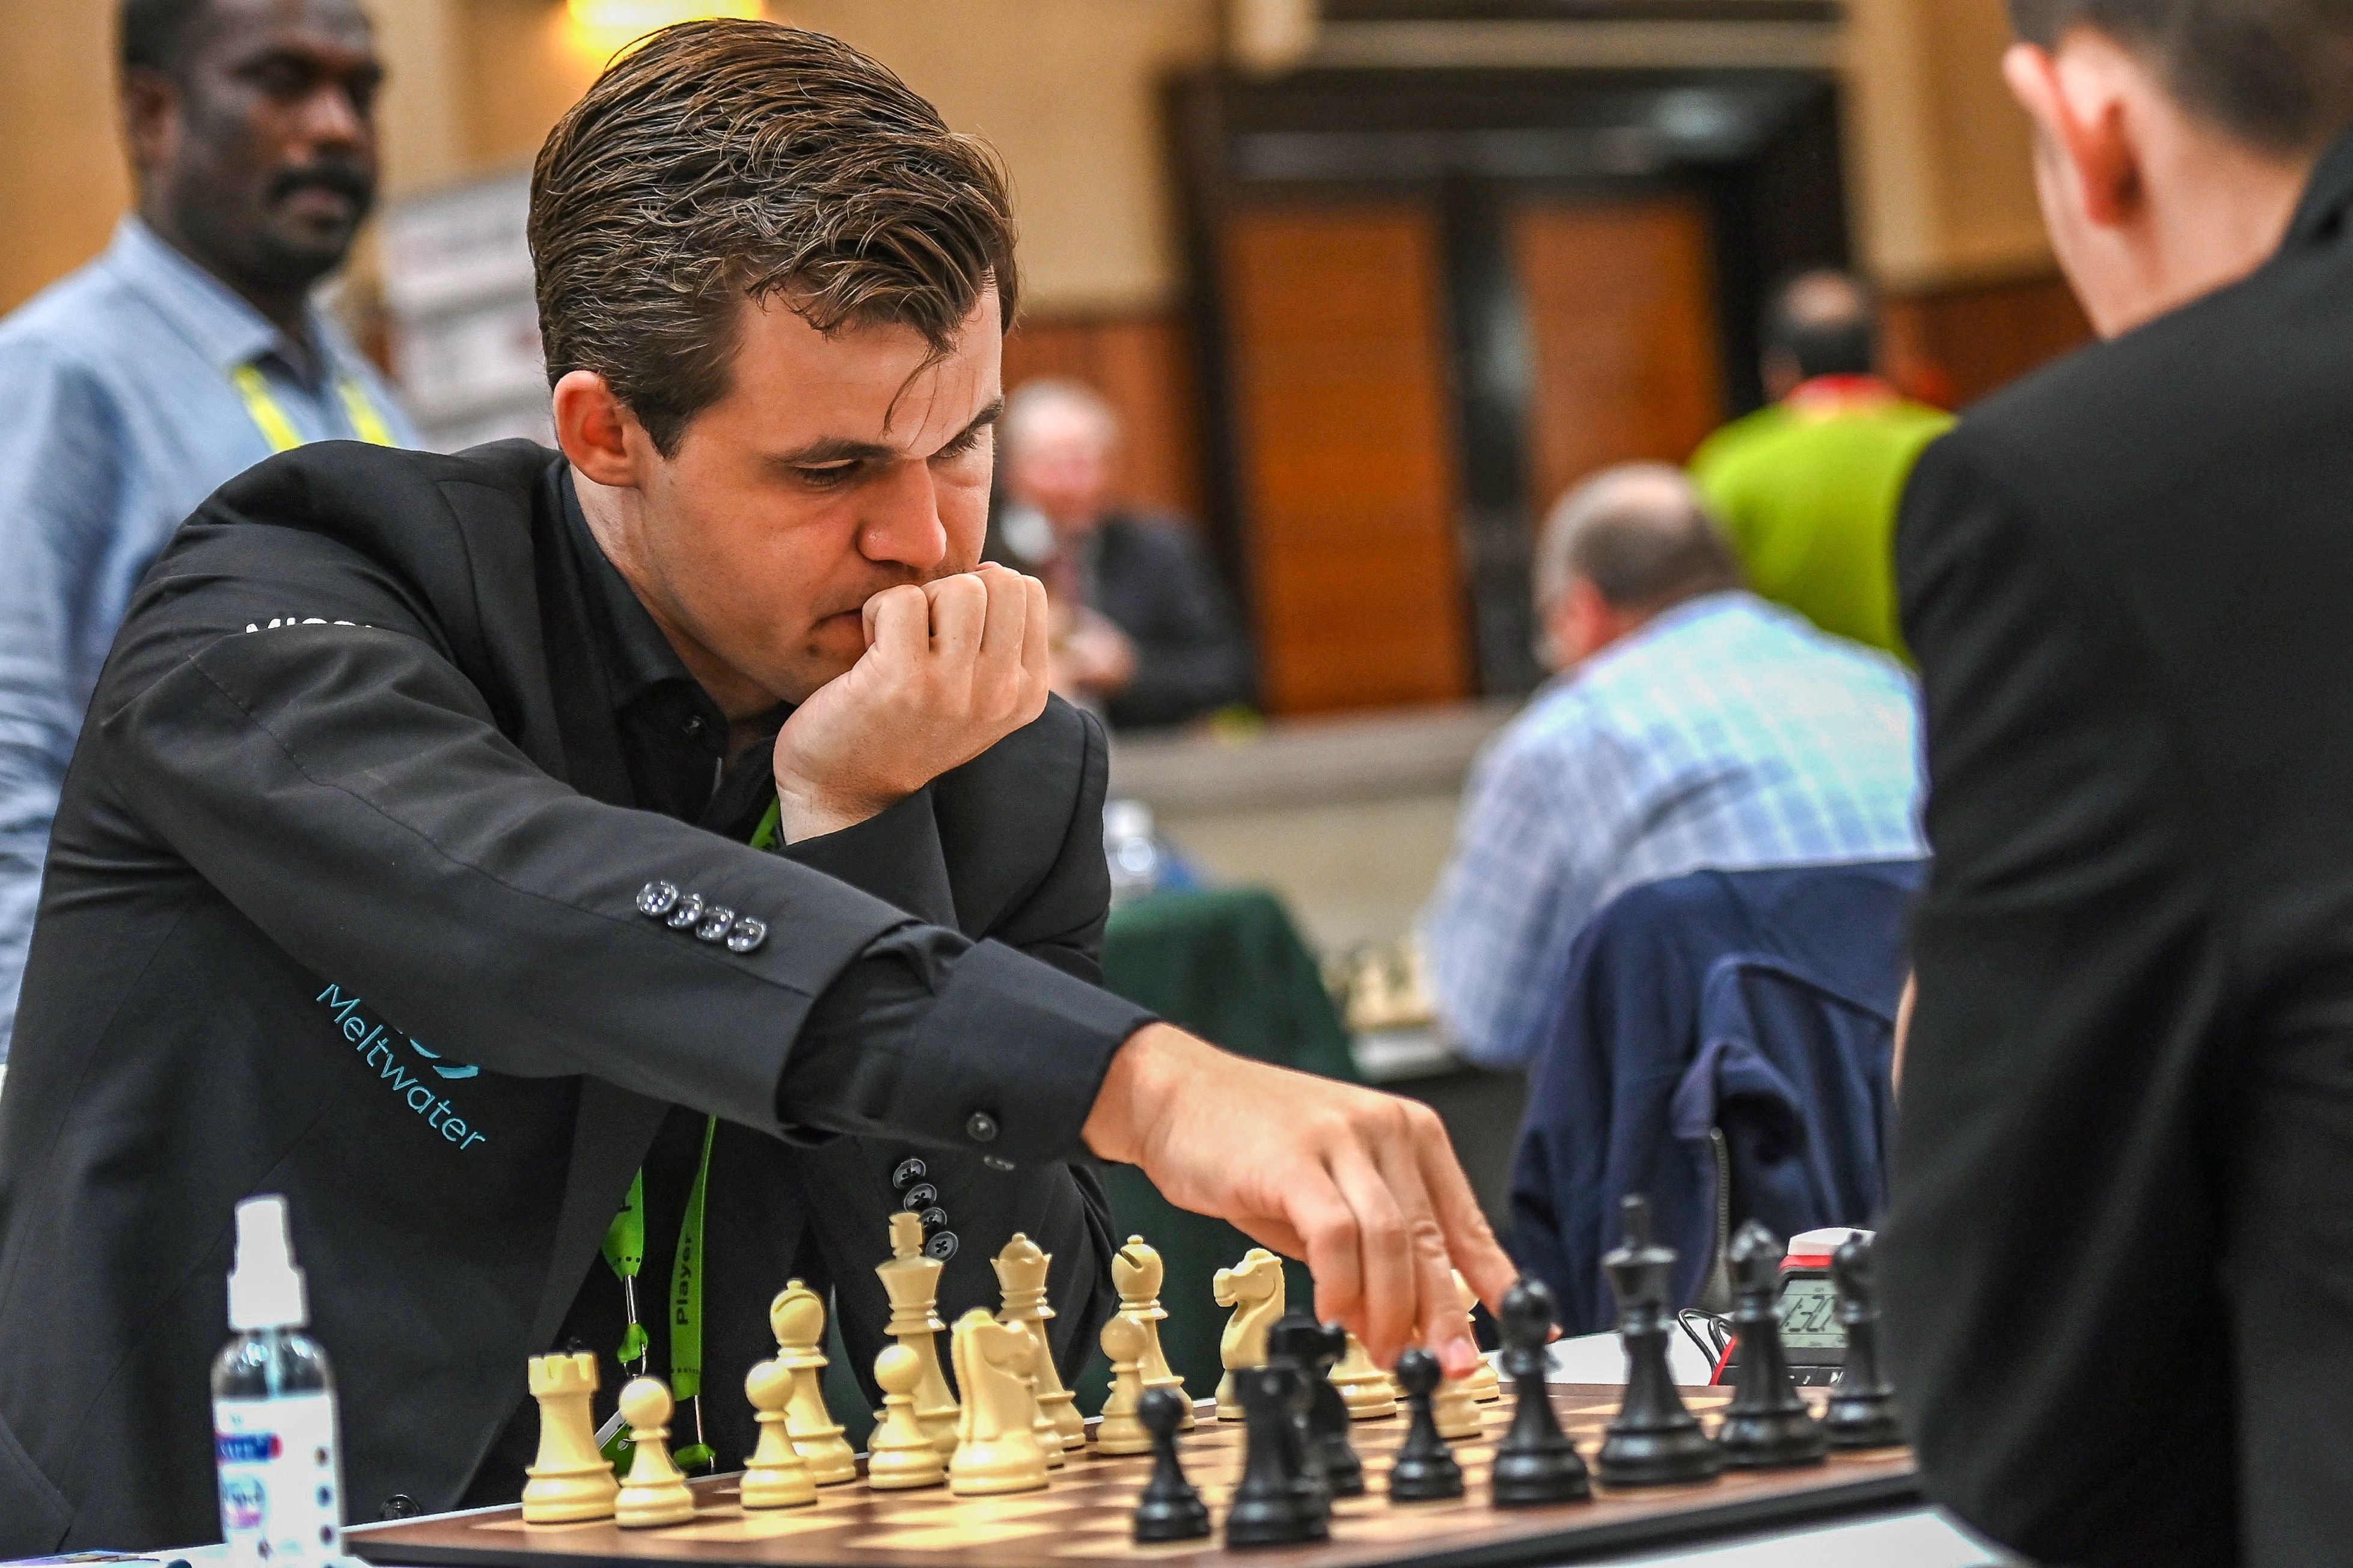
[1715,1221,1828,1469]
[1387,1347,1466,1502]
[1597,1195,1724,1487]
[1823,1234,1906,1450]
[1489,1276,1591,1505]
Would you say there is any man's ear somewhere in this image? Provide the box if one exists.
[552,370,650,488]
[2004,37,2140,228]
[120,67,179,185]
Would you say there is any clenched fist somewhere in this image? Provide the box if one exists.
[773,563,1050,841]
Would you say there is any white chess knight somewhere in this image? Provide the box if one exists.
[947,1307,1050,1495]
[1213,1246,1285,1420]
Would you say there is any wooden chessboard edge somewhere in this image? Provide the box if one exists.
[344,1471,1922,1568]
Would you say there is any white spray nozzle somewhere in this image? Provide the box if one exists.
[228,1194,310,1331]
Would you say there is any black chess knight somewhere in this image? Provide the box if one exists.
[1490,1277,1591,1506]
[1268,1313,1364,1498]
[1715,1221,1828,1469]
[1225,1364,1330,1546]
[1597,1195,1724,1487]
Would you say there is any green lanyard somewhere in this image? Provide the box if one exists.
[598,798,783,1472]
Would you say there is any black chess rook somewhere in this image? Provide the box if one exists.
[1490,1277,1592,1506]
[1823,1234,1906,1451]
[1715,1221,1828,1469]
[1597,1195,1725,1487]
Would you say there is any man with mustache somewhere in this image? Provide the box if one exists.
[0,19,1511,1552]
[0,0,414,1066]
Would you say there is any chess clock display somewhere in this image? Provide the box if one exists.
[1712,1226,1869,1389]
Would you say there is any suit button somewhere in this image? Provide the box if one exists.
[900,1182,938,1211]
[724,917,767,954]
[917,1206,948,1233]
[381,1495,421,1520]
[982,1155,1015,1172]
[695,905,735,942]
[965,1111,999,1144]
[923,1231,959,1262]
[637,881,679,918]
[892,1157,928,1189]
[666,892,704,930]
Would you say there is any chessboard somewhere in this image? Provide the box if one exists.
[346,1385,1917,1568]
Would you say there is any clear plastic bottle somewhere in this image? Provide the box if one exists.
[212,1195,345,1565]
[1103,798,1164,908]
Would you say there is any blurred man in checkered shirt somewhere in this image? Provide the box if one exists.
[1421,464,1925,1070]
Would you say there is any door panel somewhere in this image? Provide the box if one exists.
[1221,205,1470,715]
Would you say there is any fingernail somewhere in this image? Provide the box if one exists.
[1440,1336,1478,1377]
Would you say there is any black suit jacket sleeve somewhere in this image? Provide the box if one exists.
[776,709,1155,1159]
[1883,427,2241,1566]
[90,516,1145,1168]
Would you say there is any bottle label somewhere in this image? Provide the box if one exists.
[215,1392,343,1564]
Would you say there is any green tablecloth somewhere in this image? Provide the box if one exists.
[1074,886,1357,1410]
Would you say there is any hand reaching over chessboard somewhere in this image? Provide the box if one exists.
[1081,1023,1516,1377]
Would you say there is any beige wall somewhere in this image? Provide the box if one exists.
[0,0,2043,316]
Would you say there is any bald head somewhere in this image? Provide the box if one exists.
[1764,269,1878,398]
[1534,464,1743,669]
[1002,378,1121,535]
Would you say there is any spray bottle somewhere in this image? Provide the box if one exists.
[212,1194,344,1564]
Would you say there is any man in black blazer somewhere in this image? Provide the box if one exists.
[0,21,1510,1551]
[1883,4,2353,1563]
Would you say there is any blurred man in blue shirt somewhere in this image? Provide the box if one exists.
[0,0,414,1058]
[1422,465,1923,1070]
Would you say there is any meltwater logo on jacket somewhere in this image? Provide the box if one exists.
[316,983,491,1152]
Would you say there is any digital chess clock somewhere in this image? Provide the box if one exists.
[1710,1226,1867,1388]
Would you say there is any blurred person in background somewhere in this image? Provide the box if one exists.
[1688,270,1951,660]
[991,378,1251,729]
[1421,465,1923,1071]
[0,0,416,1061]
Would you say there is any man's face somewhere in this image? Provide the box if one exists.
[133,0,382,296]
[1004,401,1115,537]
[623,292,1005,706]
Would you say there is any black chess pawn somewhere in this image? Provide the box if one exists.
[1133,1387,1211,1543]
[1715,1221,1828,1469]
[1823,1234,1906,1450]
[1597,1195,1724,1487]
[1490,1277,1591,1506]
[1387,1348,1466,1502]
[1225,1364,1330,1547]
[1268,1313,1363,1498]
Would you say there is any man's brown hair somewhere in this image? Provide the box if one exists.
[2010,0,2353,153]
[530,20,1018,454]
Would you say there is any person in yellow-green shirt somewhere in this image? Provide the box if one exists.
[1689,270,1951,659]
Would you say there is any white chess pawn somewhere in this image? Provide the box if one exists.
[1329,1331,1400,1420]
[738,1359,816,1510]
[1094,1314,1153,1456]
[1432,1362,1484,1441]
[613,1377,696,1528]
[867,1344,947,1489]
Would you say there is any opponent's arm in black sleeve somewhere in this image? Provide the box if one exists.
[1880,426,2240,1567]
